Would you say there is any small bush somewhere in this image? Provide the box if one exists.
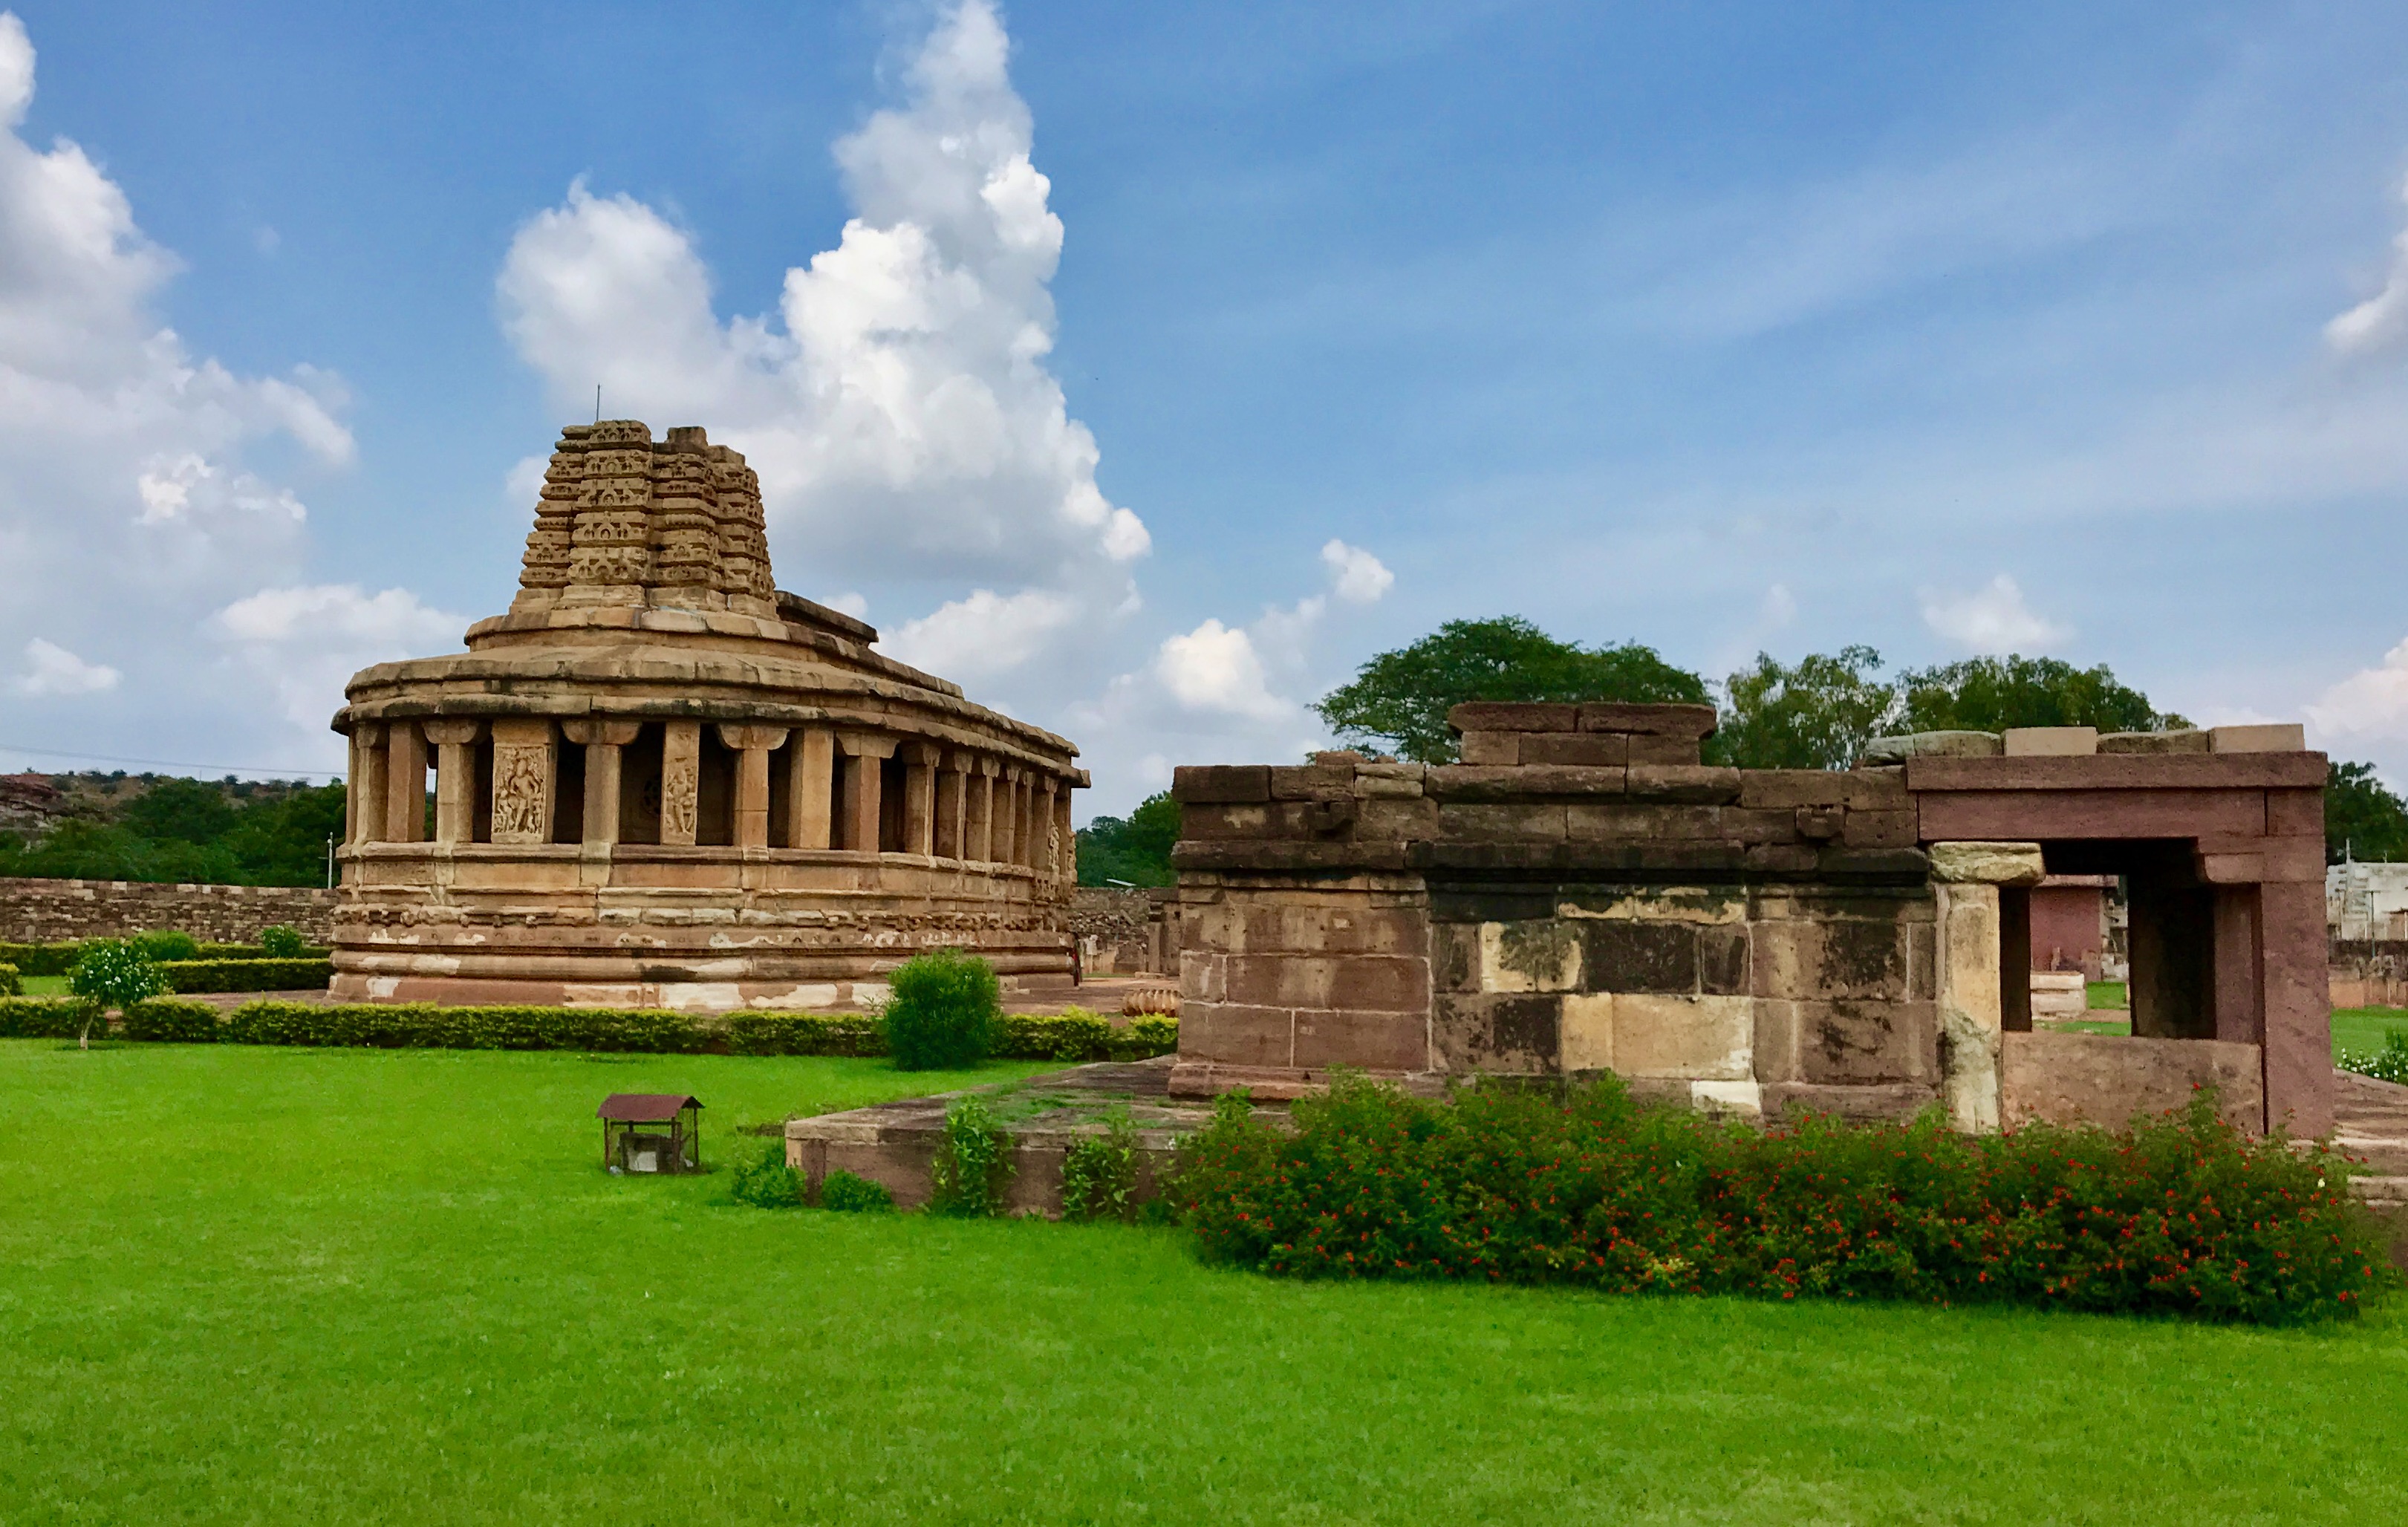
[1117,1014,1179,1061]
[71,938,165,1024]
[928,1095,1014,1217]
[2340,1029,2408,1086]
[120,997,221,1043]
[0,961,18,997]
[0,995,102,1038]
[131,930,201,963]
[1169,1073,2392,1326]
[258,925,309,959]
[818,1169,896,1212]
[729,1140,804,1208]
[1061,1108,1142,1222]
[883,949,1000,1071]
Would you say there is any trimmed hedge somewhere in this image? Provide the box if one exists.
[156,958,333,994]
[0,961,17,997]
[2,994,1182,1061]
[0,940,330,977]
[120,997,222,1043]
[1173,1073,2392,1326]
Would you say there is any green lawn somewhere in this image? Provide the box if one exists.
[4,1042,2408,1522]
[2336,1006,2408,1056]
[17,973,67,995]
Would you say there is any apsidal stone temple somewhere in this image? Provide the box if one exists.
[329,420,1085,1008]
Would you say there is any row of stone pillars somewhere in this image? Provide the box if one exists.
[345,717,1072,874]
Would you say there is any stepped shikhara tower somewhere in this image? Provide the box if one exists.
[328,421,1086,1010]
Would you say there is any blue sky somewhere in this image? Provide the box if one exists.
[6,0,2408,817]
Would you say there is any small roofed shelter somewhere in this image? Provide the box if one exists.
[599,1093,703,1174]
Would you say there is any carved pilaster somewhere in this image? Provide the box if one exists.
[488,718,556,845]
[660,720,702,847]
[562,718,641,847]
[788,728,836,849]
[422,719,485,845]
[838,732,897,852]
[718,723,791,849]
[348,723,387,846]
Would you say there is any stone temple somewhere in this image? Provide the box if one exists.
[330,420,1085,1009]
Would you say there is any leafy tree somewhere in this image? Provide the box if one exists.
[68,938,165,1049]
[1895,654,2185,735]
[0,778,345,887]
[120,777,240,844]
[2326,762,2408,865]
[1316,616,1711,763]
[1714,646,1899,769]
[1077,792,1180,886]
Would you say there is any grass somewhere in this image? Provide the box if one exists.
[4,1043,2408,1522]
[2086,979,2126,1009]
[19,973,67,995]
[2335,1006,2408,1058]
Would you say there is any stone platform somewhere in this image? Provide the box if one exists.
[782,1054,1239,1213]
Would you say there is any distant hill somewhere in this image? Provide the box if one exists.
[0,771,346,888]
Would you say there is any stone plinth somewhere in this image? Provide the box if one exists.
[329,422,1086,1009]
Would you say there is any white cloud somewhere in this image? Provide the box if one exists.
[2327,175,2408,358]
[212,584,466,732]
[1154,619,1289,720]
[14,636,117,695]
[1321,538,1393,604]
[0,10,354,764]
[497,0,1142,616]
[2307,635,2408,742]
[882,587,1078,681]
[1918,573,2070,652]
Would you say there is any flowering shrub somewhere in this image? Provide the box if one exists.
[2340,1029,2408,1086]
[1170,1073,2390,1325]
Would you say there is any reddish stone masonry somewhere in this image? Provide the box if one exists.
[1168,703,2332,1138]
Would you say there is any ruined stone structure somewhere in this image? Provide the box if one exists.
[331,422,1086,1008]
[0,876,335,945]
[1168,705,2331,1137]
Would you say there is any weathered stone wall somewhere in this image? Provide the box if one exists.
[0,877,335,944]
[2331,937,2408,1009]
[1070,886,1174,974]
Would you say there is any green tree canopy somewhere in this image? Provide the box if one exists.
[1895,654,2185,735]
[1714,646,1899,769]
[1315,616,1710,764]
[0,778,345,887]
[1076,792,1180,886]
[2326,762,2408,865]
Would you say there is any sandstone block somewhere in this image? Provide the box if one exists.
[1583,919,1698,994]
[1555,886,1748,923]
[1428,765,1627,800]
[1595,992,1754,1080]
[1841,810,1917,849]
[1753,915,1910,1003]
[1857,731,2001,764]
[1178,1002,1295,1067]
[1517,732,1630,768]
[1577,702,1717,738]
[1269,764,1358,800]
[1739,770,1846,810]
[1478,920,1583,992]
[1927,840,2046,885]
[1448,701,1577,734]
[1457,732,1521,766]
[2210,723,2306,753]
[1431,992,1560,1072]
[1742,843,1819,873]
[2002,726,2098,756]
[2000,1031,2262,1132]
[1565,804,1722,841]
[1293,1007,1431,1071]
[1625,765,1742,804]
[1760,1081,1939,1124]
[2098,729,2210,754]
[1627,735,1705,765]
[1438,803,1567,840]
[1800,997,1937,1084]
[1174,765,1272,804]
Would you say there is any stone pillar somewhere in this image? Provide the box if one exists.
[2211,885,2263,1045]
[349,723,387,845]
[561,719,641,847]
[968,758,997,862]
[1928,841,2046,1134]
[996,768,1021,865]
[1053,786,1076,888]
[422,719,485,844]
[900,741,938,857]
[385,720,427,844]
[717,724,791,848]
[787,727,835,850]
[660,719,702,847]
[2259,879,2334,1138]
[1035,778,1059,879]
[936,754,970,859]
[839,732,897,852]
[488,717,558,846]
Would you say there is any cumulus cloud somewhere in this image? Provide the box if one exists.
[882,587,1079,682]
[1154,619,1287,720]
[1918,573,2069,652]
[13,637,118,696]
[1321,538,1394,604]
[2307,635,2408,743]
[497,0,1143,609]
[0,10,370,766]
[2327,175,2408,358]
[211,584,469,733]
